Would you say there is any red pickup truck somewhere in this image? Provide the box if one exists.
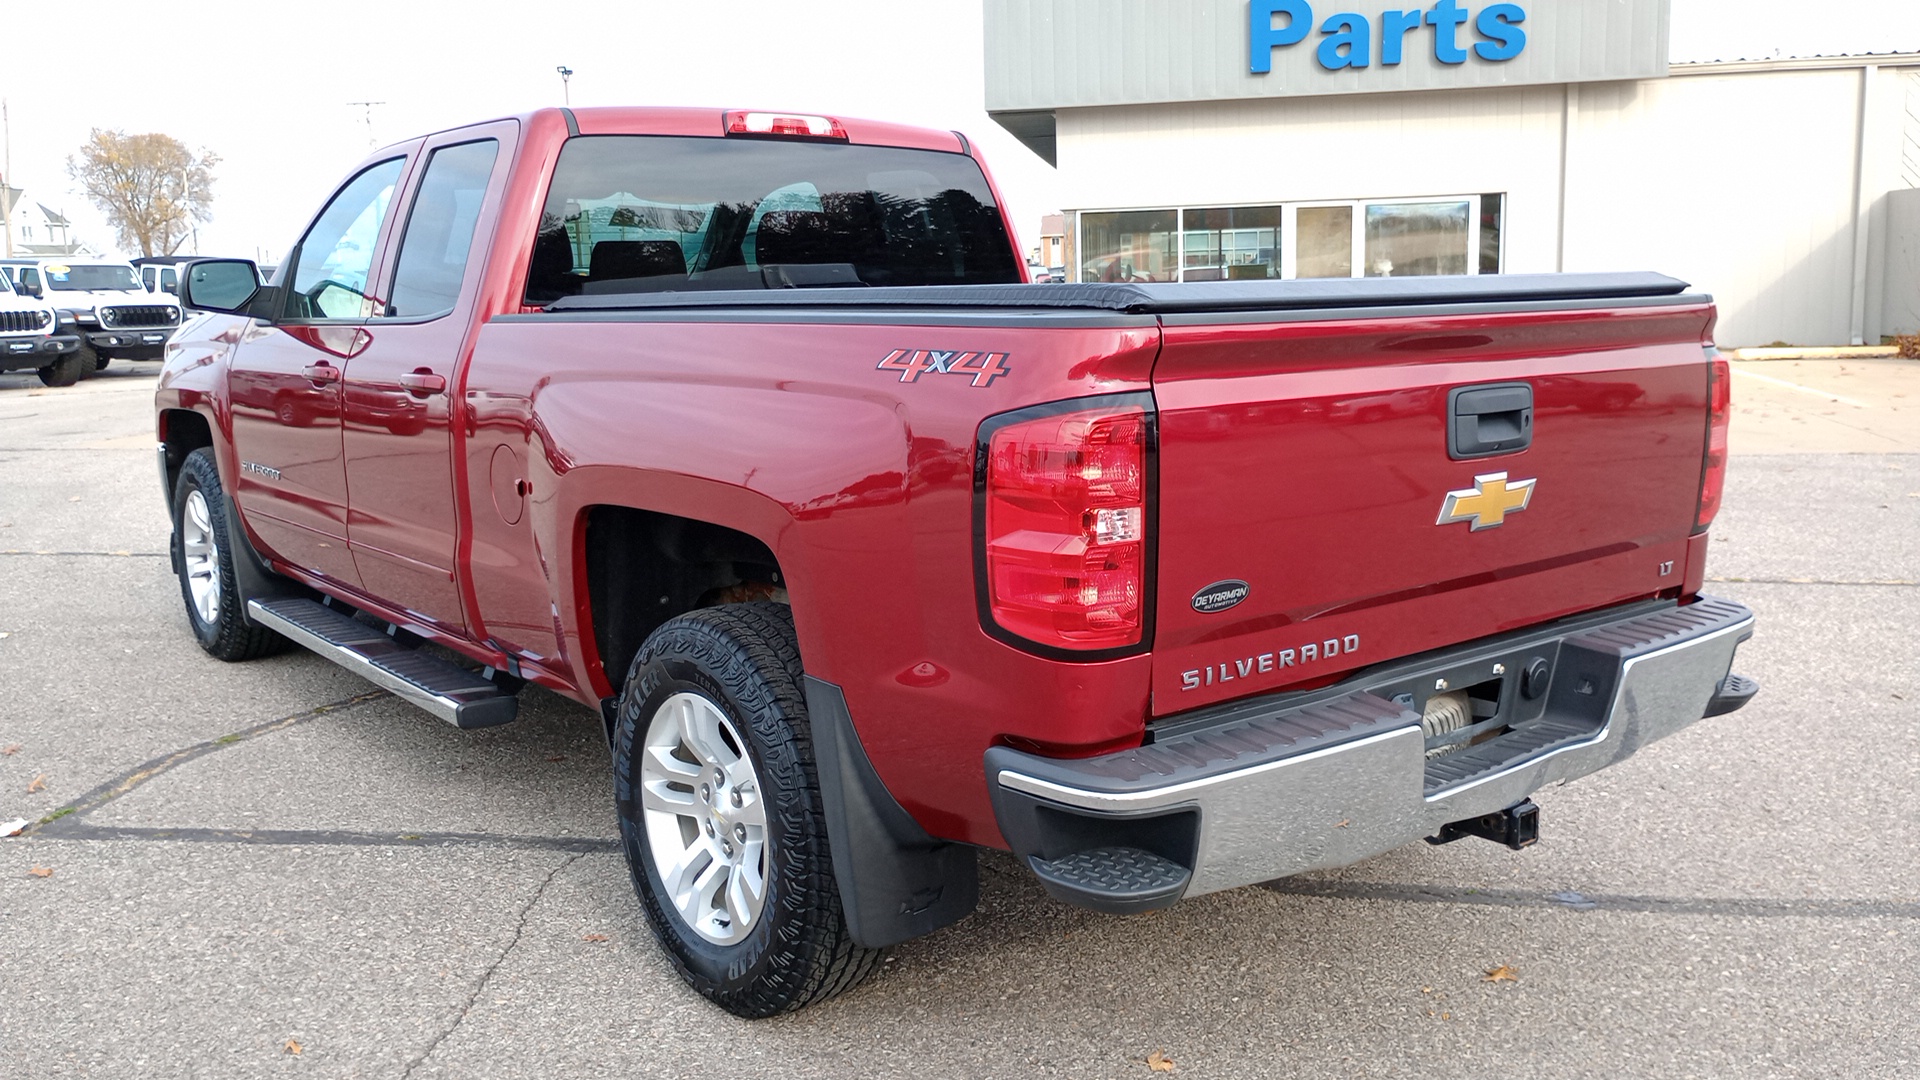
[157,107,1757,1017]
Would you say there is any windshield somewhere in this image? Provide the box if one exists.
[0,272,11,294]
[526,135,1021,303]
[44,264,143,292]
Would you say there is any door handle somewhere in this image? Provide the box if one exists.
[399,369,447,396]
[1448,382,1533,459]
[301,362,341,385]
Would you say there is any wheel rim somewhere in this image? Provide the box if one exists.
[181,489,222,625]
[638,691,769,946]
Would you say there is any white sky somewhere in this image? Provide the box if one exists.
[3,0,1917,263]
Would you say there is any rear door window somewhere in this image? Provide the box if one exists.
[386,139,500,319]
[525,135,1020,303]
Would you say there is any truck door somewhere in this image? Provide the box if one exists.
[340,126,511,636]
[224,156,409,591]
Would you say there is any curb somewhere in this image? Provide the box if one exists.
[1727,346,1903,361]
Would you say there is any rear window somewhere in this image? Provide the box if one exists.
[525,135,1020,304]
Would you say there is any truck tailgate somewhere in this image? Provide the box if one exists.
[1149,299,1716,715]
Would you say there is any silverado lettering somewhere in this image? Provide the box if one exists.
[153,105,1757,1019]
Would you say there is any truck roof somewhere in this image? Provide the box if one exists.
[377,107,970,157]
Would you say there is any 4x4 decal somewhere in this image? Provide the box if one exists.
[877,348,1011,388]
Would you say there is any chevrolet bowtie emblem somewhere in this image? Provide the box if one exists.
[1437,472,1536,531]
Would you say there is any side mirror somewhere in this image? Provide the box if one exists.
[22,281,43,299]
[179,259,265,317]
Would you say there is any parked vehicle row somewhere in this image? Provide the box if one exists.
[1,257,184,383]
[0,267,87,385]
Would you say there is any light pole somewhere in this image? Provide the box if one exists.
[556,66,573,107]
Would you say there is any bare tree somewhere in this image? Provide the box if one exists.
[67,130,217,257]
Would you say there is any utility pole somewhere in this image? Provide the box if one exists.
[556,66,573,107]
[347,101,387,149]
[181,165,198,256]
[2,99,13,258]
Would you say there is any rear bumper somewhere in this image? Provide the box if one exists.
[986,597,1756,913]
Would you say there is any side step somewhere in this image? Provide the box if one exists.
[247,598,518,729]
[1027,846,1191,915]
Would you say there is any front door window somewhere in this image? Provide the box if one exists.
[284,158,405,320]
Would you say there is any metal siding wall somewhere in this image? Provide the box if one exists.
[1562,72,1864,347]
[1904,71,1920,189]
[1884,189,1920,336]
[985,0,1670,110]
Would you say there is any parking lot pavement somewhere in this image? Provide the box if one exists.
[2,364,1916,1079]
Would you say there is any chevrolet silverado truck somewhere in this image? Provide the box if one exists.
[157,107,1757,1018]
[0,268,84,385]
[5,258,182,375]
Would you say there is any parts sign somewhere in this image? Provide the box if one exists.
[1251,0,1527,73]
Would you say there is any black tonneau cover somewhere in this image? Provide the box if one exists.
[544,272,1694,316]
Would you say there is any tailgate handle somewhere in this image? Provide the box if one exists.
[1448,383,1533,459]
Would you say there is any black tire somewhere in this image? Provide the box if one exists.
[612,602,883,1017]
[35,349,88,387]
[170,448,285,661]
[90,347,110,372]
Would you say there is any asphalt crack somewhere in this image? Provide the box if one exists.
[27,690,390,834]
[401,854,581,1079]
[0,550,169,558]
[1709,576,1918,587]
[40,823,618,853]
[1262,878,1920,920]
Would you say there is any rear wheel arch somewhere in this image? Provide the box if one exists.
[580,503,794,724]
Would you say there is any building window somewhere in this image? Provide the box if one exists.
[1294,205,1354,279]
[1074,195,1504,283]
[1080,210,1177,282]
[1182,206,1280,281]
[1364,200,1471,277]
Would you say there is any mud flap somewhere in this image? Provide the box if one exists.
[804,676,979,949]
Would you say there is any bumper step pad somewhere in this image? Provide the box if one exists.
[1028,847,1191,915]
[247,598,517,729]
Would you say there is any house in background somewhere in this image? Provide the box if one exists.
[1,184,95,258]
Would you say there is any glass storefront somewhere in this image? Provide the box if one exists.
[1079,210,1178,282]
[1076,194,1504,283]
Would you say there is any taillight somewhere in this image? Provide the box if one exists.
[723,111,849,141]
[979,399,1153,654]
[1694,353,1731,532]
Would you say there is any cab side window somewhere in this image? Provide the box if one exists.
[283,158,406,321]
[386,140,499,319]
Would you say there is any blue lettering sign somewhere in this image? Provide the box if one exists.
[1318,13,1372,69]
[1379,9,1424,66]
[1249,1,1530,73]
[1425,0,1471,64]
[1250,1,1315,74]
[1474,3,1527,61]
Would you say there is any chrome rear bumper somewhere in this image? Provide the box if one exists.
[987,597,1756,911]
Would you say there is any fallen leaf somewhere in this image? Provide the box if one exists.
[284,1039,303,1056]
[0,745,19,756]
[1147,1050,1175,1072]
[547,755,567,763]
[1483,964,1519,983]
[1334,819,1350,828]
[27,866,53,878]
[582,933,609,943]
[27,773,47,794]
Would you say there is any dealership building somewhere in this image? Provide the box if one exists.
[985,0,1920,347]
